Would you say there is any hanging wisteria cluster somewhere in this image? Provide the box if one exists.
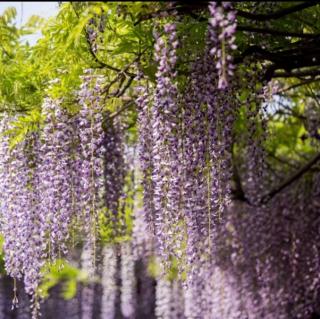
[101,245,118,319]
[136,75,155,235]
[1,183,320,319]
[0,120,45,317]
[133,2,320,318]
[81,180,320,319]
[78,72,106,248]
[39,98,77,259]
[120,242,136,318]
[136,2,239,289]
[103,112,126,238]
[239,60,269,203]
[80,242,95,319]
[208,2,237,89]
[0,71,126,318]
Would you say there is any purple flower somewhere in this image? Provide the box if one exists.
[208,2,237,89]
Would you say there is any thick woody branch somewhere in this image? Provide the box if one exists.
[235,43,320,80]
[236,2,318,21]
[276,78,320,94]
[273,69,320,78]
[261,152,320,204]
[135,2,318,25]
[109,100,135,120]
[237,26,320,39]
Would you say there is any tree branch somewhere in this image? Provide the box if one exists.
[70,2,134,75]
[276,78,320,94]
[187,11,320,39]
[102,49,147,96]
[237,2,318,21]
[135,2,318,25]
[261,152,320,204]
[235,42,320,80]
[109,100,135,120]
[268,152,300,169]
[237,25,320,39]
[231,162,249,203]
[114,76,135,98]
[273,69,320,78]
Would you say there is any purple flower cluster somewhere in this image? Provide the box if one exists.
[0,115,24,280]
[103,112,126,237]
[80,242,95,319]
[0,67,129,316]
[155,276,174,318]
[155,275,185,319]
[21,135,45,300]
[101,245,118,319]
[136,21,238,293]
[153,179,320,318]
[86,18,99,53]
[39,98,76,259]
[208,2,237,90]
[136,76,155,234]
[0,66,129,319]
[209,182,320,318]
[181,53,214,290]
[78,71,106,245]
[78,70,126,243]
[132,207,154,261]
[151,23,182,265]
[240,61,268,203]
[120,242,137,318]
[0,123,45,318]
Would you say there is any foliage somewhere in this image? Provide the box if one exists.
[39,259,85,300]
[0,235,6,275]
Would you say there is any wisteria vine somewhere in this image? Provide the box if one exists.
[0,2,319,319]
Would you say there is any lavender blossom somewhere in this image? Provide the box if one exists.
[103,112,126,238]
[120,242,136,319]
[156,276,185,319]
[39,98,76,259]
[240,61,268,203]
[132,208,154,261]
[101,245,118,319]
[81,242,95,319]
[208,2,237,89]
[78,70,106,247]
[0,115,24,280]
[151,22,183,267]
[0,127,46,317]
[155,276,172,319]
[136,77,156,234]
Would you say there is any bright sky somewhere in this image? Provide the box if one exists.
[0,1,59,45]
